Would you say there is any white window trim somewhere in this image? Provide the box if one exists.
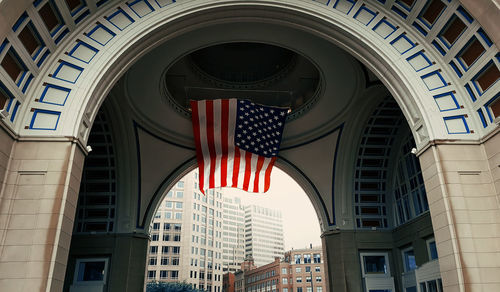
[359,252,391,278]
[426,237,438,261]
[401,246,416,273]
[73,257,109,285]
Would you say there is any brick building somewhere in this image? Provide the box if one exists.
[225,246,327,292]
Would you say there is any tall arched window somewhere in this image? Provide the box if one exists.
[392,134,429,226]
[75,109,117,233]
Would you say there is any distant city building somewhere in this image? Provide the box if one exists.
[222,196,246,272]
[282,247,327,292]
[145,173,287,291]
[227,246,327,292]
[223,272,235,292]
[244,205,285,267]
[234,270,245,292]
[145,172,224,292]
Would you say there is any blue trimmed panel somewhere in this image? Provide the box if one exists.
[39,84,71,106]
[86,24,116,46]
[477,109,487,128]
[417,0,448,29]
[68,41,99,63]
[390,34,415,54]
[12,12,29,32]
[30,109,61,130]
[52,61,84,83]
[477,28,493,47]
[155,0,176,7]
[438,14,466,49]
[443,115,469,134]
[433,92,460,111]
[421,70,447,90]
[0,81,14,111]
[128,0,155,18]
[472,61,499,96]
[407,51,432,72]
[373,19,397,39]
[10,101,20,122]
[449,61,462,77]
[68,0,87,16]
[354,6,377,26]
[21,74,33,93]
[484,92,500,123]
[333,0,356,15]
[106,9,135,31]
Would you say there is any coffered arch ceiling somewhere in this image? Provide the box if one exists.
[0,1,499,232]
[0,0,497,148]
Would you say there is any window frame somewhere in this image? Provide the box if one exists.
[401,246,417,272]
[426,237,439,261]
[72,257,109,285]
[359,252,391,278]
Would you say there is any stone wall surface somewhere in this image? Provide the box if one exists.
[0,139,84,292]
[419,141,500,292]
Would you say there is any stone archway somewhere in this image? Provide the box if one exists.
[0,1,499,291]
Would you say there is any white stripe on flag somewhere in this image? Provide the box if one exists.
[258,157,272,192]
[213,99,222,187]
[236,148,246,189]
[248,153,259,192]
[198,101,211,191]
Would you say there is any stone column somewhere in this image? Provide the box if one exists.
[419,137,500,292]
[321,230,363,292]
[63,233,149,292]
[0,139,84,292]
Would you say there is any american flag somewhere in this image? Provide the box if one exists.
[190,99,287,194]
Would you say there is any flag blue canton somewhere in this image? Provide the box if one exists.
[234,100,288,158]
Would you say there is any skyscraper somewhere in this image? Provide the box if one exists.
[244,205,285,267]
[145,172,224,292]
[222,196,246,272]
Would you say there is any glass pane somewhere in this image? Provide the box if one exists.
[428,241,438,260]
[77,261,105,281]
[427,280,438,292]
[363,255,387,274]
[420,283,427,292]
[404,249,417,271]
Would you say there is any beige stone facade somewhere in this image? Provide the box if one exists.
[0,0,498,291]
[418,140,500,292]
[0,140,84,291]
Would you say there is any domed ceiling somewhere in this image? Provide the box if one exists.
[119,21,368,148]
[165,42,320,117]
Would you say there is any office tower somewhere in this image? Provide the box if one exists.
[244,205,285,267]
[145,172,224,292]
[222,196,246,272]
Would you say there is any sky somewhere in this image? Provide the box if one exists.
[223,167,322,251]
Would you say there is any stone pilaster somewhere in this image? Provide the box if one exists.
[419,140,500,292]
[321,231,363,292]
[0,140,84,292]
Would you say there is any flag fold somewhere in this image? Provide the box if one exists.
[190,99,287,194]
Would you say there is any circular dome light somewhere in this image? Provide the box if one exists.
[164,42,321,118]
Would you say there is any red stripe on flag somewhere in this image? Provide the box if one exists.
[264,157,276,192]
[243,151,253,191]
[190,101,205,194]
[253,156,265,192]
[205,100,216,189]
[220,99,229,187]
[232,147,241,188]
